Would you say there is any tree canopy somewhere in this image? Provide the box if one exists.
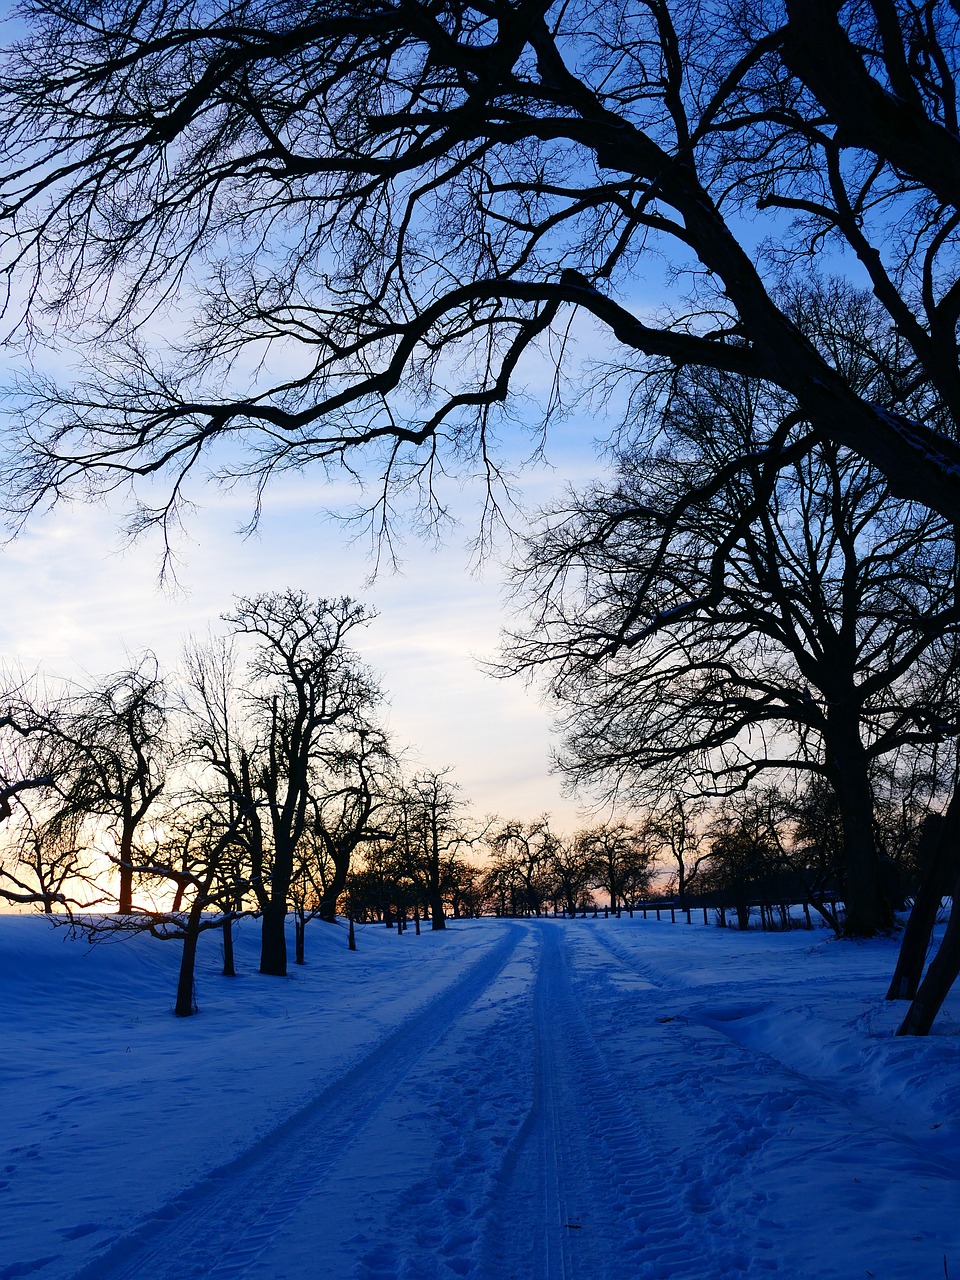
[0,1,959,539]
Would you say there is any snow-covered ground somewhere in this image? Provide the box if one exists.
[1,911,958,1280]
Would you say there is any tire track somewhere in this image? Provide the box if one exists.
[580,922,679,993]
[480,922,718,1280]
[69,924,524,1280]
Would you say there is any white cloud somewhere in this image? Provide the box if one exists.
[0,454,604,828]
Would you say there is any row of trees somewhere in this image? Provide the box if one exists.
[346,817,656,923]
[345,772,938,937]
[653,779,938,933]
[0,590,509,1013]
[0,601,670,1016]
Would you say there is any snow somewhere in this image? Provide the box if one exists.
[1,912,959,1279]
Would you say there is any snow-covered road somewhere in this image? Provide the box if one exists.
[2,914,959,1279]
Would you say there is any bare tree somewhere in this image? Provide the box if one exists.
[394,769,479,931]
[445,856,486,919]
[1,807,91,914]
[577,822,655,916]
[283,727,395,960]
[0,705,68,910]
[179,635,258,976]
[487,818,557,918]
[343,839,407,927]
[887,792,960,1003]
[311,727,395,926]
[504,342,960,934]
[288,829,337,964]
[86,799,252,1016]
[642,793,708,912]
[184,592,383,976]
[762,780,846,932]
[702,797,779,931]
[547,832,595,917]
[24,659,171,914]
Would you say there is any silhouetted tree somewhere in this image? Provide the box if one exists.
[0,703,70,910]
[2,808,90,914]
[185,592,383,976]
[548,833,595,917]
[22,659,171,914]
[642,793,708,911]
[703,798,779,931]
[311,726,395,925]
[577,823,654,916]
[504,305,960,934]
[487,818,558,917]
[126,801,251,1015]
[399,769,480,930]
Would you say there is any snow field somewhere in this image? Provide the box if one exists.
[1,912,958,1279]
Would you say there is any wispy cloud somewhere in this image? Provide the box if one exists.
[0,461,599,826]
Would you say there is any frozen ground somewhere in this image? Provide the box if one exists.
[1,911,959,1280]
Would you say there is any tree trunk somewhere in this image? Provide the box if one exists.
[734,888,750,931]
[429,887,446,930]
[118,821,134,914]
[897,864,960,1035]
[318,850,350,923]
[222,916,236,977]
[888,797,958,1000]
[175,897,206,1017]
[826,709,892,935]
[295,910,305,965]
[260,901,288,976]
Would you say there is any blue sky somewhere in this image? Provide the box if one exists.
[0,407,607,829]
